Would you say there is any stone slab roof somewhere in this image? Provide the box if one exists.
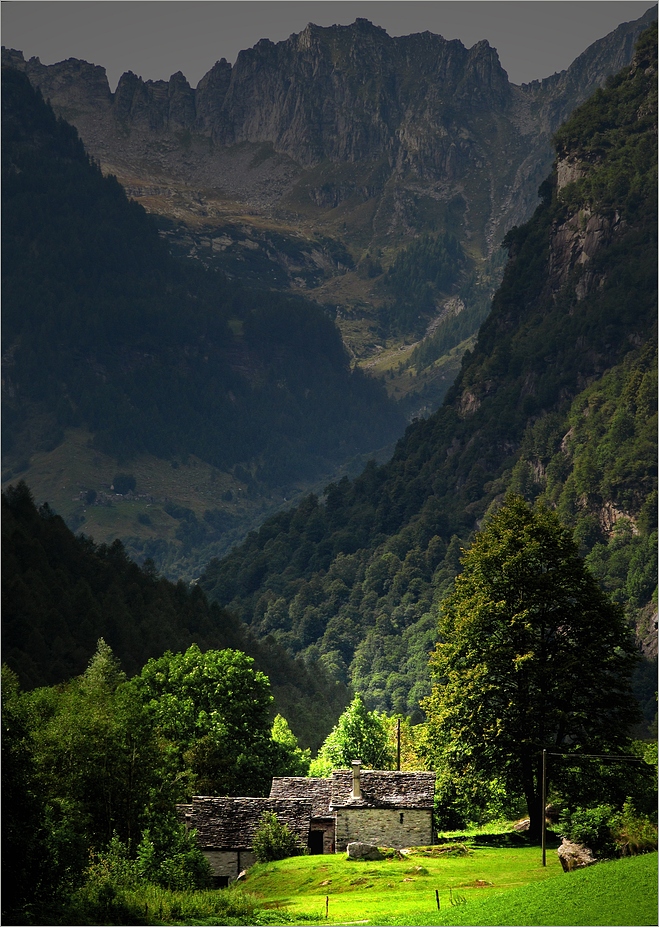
[269,777,333,817]
[179,796,312,850]
[330,770,436,809]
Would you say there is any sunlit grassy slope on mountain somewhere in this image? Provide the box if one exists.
[2,481,348,749]
[200,23,657,723]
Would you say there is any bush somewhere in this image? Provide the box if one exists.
[252,812,306,863]
[559,804,620,858]
[559,800,658,859]
[615,800,658,856]
[135,821,212,891]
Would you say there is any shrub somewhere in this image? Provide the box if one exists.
[559,804,620,858]
[252,812,306,863]
[135,821,212,891]
[559,800,658,859]
[614,800,658,856]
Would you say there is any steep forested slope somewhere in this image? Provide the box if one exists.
[2,481,349,749]
[1,65,402,540]
[200,24,657,724]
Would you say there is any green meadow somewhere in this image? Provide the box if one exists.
[238,843,657,927]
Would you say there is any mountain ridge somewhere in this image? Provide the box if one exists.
[199,22,657,724]
[3,7,654,260]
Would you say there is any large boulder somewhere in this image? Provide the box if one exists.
[557,839,597,872]
[346,842,384,861]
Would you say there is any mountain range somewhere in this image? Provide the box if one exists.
[2,15,657,738]
[199,21,658,728]
[1,7,655,580]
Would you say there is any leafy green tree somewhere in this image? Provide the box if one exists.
[130,645,276,796]
[309,695,395,774]
[26,640,163,851]
[423,495,639,839]
[252,812,305,863]
[271,714,311,776]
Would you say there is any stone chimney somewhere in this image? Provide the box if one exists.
[351,759,362,799]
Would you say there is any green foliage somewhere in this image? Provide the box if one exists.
[131,645,276,798]
[62,834,250,926]
[2,481,349,749]
[271,714,311,777]
[380,232,465,335]
[559,804,620,858]
[554,22,657,222]
[135,821,213,891]
[252,812,306,863]
[422,496,639,839]
[614,799,659,856]
[310,695,395,773]
[558,798,657,860]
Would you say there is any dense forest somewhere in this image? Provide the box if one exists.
[2,481,349,750]
[1,65,403,488]
[200,24,657,725]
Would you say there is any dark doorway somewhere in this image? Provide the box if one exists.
[309,830,324,854]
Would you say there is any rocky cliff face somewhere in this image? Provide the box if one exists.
[3,9,654,253]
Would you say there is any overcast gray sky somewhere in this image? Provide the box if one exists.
[1,2,654,89]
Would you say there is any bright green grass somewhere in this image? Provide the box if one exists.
[241,848,657,927]
[418,852,659,927]
[243,842,563,925]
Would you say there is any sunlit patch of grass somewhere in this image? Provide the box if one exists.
[241,842,563,925]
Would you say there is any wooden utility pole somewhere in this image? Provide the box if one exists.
[397,718,401,771]
[541,748,547,867]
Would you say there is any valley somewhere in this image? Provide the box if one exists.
[2,12,657,925]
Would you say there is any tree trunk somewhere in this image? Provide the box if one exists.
[522,749,544,842]
[526,753,545,842]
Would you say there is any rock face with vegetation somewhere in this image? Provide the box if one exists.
[200,23,657,728]
[3,11,653,250]
[1,63,404,577]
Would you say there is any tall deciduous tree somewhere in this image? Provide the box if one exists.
[423,495,639,839]
[309,695,395,775]
[130,645,276,796]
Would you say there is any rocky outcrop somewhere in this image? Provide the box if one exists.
[549,207,625,299]
[2,7,654,252]
[557,839,598,872]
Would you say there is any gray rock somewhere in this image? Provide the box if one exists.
[347,841,384,861]
[557,838,597,872]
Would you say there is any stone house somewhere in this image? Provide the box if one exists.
[180,762,436,884]
[177,796,312,887]
[271,761,435,853]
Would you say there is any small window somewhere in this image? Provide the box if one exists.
[399,812,404,825]
[213,876,230,889]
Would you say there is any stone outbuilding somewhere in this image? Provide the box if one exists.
[177,796,312,887]
[180,762,436,884]
[271,761,436,853]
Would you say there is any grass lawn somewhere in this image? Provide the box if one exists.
[243,837,563,925]
[240,844,657,927]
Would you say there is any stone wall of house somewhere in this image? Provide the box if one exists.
[202,849,256,884]
[335,808,432,851]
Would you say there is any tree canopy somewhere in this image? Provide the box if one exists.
[422,495,640,838]
[309,695,395,775]
[130,645,277,797]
